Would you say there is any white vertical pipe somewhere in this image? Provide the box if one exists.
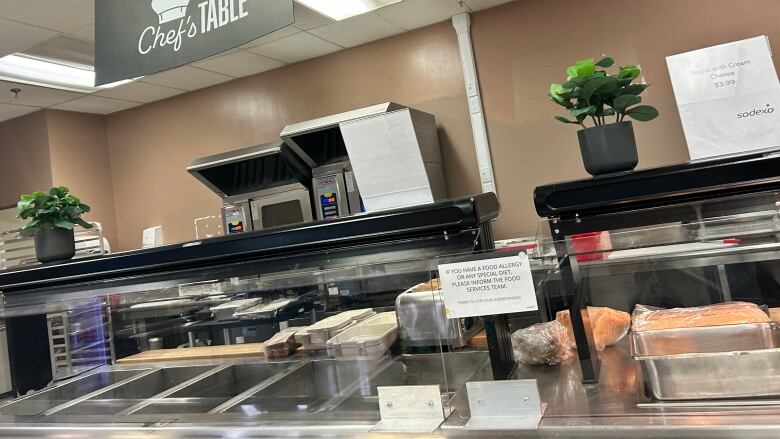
[452,12,496,195]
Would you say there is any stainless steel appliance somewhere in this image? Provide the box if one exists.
[311,162,361,220]
[187,141,314,233]
[280,102,446,220]
[395,289,482,348]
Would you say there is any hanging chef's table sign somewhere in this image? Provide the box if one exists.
[438,253,538,319]
[94,0,294,86]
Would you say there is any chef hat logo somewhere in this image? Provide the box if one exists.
[151,0,190,24]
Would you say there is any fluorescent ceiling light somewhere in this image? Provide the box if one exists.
[0,54,131,93]
[296,0,402,21]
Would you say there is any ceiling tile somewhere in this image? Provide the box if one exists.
[0,81,84,107]
[248,32,342,64]
[64,23,94,42]
[292,2,335,30]
[0,0,94,32]
[52,95,139,114]
[138,66,233,91]
[461,0,516,11]
[194,51,285,78]
[0,103,37,123]
[377,0,466,30]
[308,13,405,48]
[94,81,185,103]
[0,18,59,57]
[239,25,301,49]
[23,35,94,69]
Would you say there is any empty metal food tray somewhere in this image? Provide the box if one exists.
[633,323,780,400]
[0,369,148,416]
[51,366,215,415]
[130,363,296,414]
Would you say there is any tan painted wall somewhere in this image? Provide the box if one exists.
[105,22,478,250]
[0,112,51,208]
[6,0,780,251]
[46,110,118,247]
[472,0,780,238]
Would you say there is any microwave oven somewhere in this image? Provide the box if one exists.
[222,184,313,233]
[188,141,315,234]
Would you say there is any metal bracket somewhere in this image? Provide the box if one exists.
[464,380,547,430]
[371,385,444,433]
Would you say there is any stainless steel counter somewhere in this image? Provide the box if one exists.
[1,347,780,438]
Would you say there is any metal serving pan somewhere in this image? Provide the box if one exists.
[635,348,780,401]
[633,323,780,400]
[631,322,779,357]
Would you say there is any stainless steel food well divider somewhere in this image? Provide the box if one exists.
[0,352,491,421]
[118,364,233,415]
[208,361,312,414]
[46,365,217,416]
[0,368,152,416]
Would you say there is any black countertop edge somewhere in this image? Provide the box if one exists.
[0,193,499,292]
[534,147,780,218]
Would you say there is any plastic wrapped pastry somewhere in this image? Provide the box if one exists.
[556,306,631,351]
[263,327,304,358]
[631,301,770,332]
[511,320,574,366]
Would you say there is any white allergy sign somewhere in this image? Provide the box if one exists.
[439,253,538,319]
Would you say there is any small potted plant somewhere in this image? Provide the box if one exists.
[549,57,659,176]
[17,186,92,263]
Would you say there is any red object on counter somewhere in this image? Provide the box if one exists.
[572,232,604,261]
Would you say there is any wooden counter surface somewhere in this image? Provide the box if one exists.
[116,330,488,365]
[116,343,264,365]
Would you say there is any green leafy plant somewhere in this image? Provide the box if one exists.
[549,57,659,128]
[17,186,92,235]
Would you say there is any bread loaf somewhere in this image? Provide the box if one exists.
[556,307,630,351]
[631,301,770,332]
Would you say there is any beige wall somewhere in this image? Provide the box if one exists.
[106,22,478,250]
[472,0,780,239]
[4,0,780,251]
[0,110,117,244]
[0,112,51,208]
[46,111,117,247]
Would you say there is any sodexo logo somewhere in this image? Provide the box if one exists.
[736,104,775,119]
[140,0,250,55]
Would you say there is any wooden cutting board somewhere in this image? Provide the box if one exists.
[116,343,264,365]
[117,330,488,365]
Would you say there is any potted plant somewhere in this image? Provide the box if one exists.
[549,57,659,176]
[17,186,92,263]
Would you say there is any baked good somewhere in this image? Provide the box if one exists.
[511,320,574,366]
[631,301,770,332]
[409,278,440,292]
[556,306,630,351]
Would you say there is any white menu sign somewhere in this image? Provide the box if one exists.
[666,36,780,160]
[439,254,537,319]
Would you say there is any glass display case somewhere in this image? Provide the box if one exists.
[7,150,780,437]
[0,194,511,436]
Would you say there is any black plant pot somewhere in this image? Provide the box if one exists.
[577,121,638,176]
[34,228,75,263]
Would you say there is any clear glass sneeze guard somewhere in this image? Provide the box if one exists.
[505,190,780,419]
[0,252,469,427]
[7,196,780,431]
